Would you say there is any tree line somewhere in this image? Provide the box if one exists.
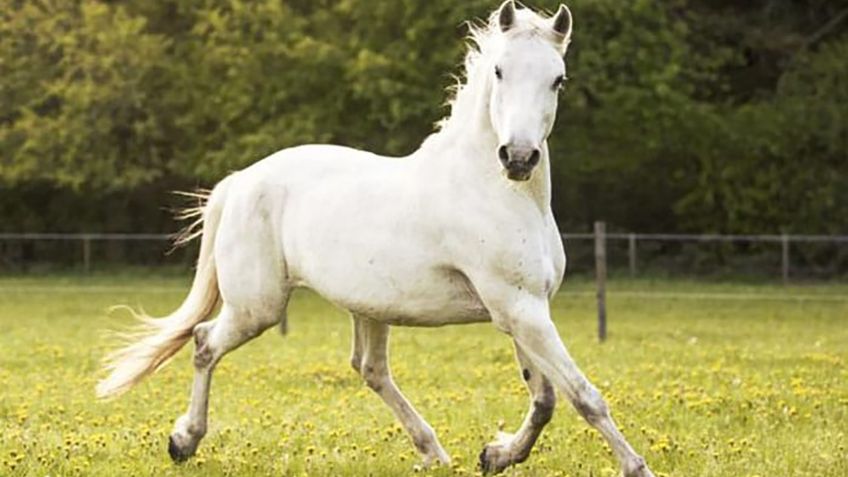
[2,0,846,235]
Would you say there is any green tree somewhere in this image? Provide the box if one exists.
[0,0,845,239]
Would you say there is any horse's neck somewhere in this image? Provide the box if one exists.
[419,89,553,213]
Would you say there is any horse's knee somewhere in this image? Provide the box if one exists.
[361,364,386,392]
[572,385,609,425]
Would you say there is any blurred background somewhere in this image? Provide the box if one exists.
[1,0,846,278]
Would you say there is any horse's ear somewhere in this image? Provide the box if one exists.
[551,5,573,43]
[498,0,516,32]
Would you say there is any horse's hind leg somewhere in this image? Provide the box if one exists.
[349,316,365,372]
[479,344,555,473]
[352,317,451,466]
[168,302,283,461]
[168,182,291,461]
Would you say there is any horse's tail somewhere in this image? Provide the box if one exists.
[96,176,232,399]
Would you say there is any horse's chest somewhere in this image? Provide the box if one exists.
[446,189,564,294]
[457,214,563,297]
[487,242,560,296]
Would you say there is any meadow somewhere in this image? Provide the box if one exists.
[0,273,846,476]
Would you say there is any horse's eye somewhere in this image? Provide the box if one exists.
[553,75,565,90]
[495,66,503,80]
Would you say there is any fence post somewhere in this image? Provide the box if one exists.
[781,234,789,284]
[83,236,92,274]
[595,221,607,342]
[628,233,637,277]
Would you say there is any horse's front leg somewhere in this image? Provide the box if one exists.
[478,286,655,477]
[351,316,450,467]
[480,344,555,473]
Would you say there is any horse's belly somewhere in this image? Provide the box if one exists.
[300,264,489,326]
[286,216,489,325]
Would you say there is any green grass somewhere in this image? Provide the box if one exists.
[1,274,846,476]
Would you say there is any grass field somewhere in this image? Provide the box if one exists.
[1,273,846,476]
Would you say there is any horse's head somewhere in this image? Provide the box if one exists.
[488,1,572,181]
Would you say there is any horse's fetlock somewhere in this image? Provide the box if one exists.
[412,426,437,454]
[187,423,207,438]
[513,444,532,464]
[624,456,647,476]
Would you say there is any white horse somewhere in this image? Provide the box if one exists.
[97,2,655,475]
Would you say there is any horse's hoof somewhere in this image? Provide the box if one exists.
[479,446,494,474]
[479,445,509,475]
[167,434,194,463]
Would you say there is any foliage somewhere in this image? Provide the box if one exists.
[1,0,846,233]
[1,1,170,190]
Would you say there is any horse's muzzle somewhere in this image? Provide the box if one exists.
[499,144,540,182]
[504,163,534,181]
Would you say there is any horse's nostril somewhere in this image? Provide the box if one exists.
[528,149,540,166]
[498,145,510,164]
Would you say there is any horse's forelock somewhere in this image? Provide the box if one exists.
[434,6,560,133]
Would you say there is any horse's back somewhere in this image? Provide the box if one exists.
[243,144,388,184]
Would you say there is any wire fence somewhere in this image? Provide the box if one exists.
[0,232,182,273]
[1,230,847,280]
[562,231,848,282]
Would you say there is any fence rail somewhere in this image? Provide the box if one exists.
[0,232,174,273]
[562,232,848,242]
[2,230,847,279]
[0,233,171,240]
[562,231,848,283]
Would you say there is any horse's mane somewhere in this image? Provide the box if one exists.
[427,5,564,144]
